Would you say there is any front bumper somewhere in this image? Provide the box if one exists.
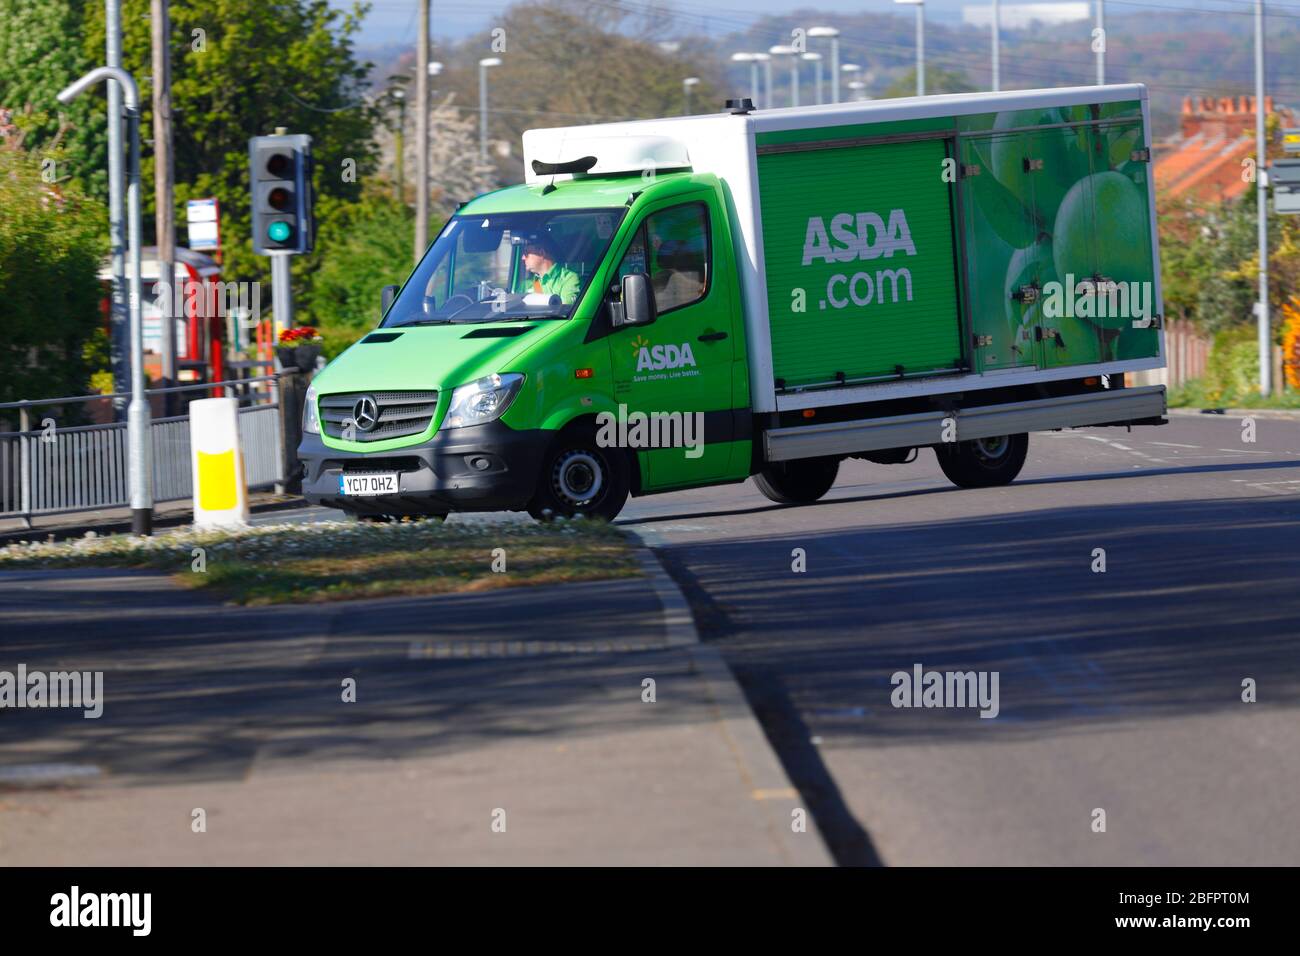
[297,420,550,515]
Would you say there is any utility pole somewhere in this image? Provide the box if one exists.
[106,0,127,418]
[1255,0,1272,395]
[151,0,176,414]
[392,88,406,202]
[414,0,429,263]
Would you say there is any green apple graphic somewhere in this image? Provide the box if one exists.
[1052,170,1150,333]
[991,109,1082,234]
[968,137,1032,247]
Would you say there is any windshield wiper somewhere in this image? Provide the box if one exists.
[388,317,452,327]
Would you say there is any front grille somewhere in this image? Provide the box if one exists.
[319,390,439,442]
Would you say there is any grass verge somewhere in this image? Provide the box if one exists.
[0,518,641,605]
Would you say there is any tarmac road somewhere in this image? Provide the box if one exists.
[618,413,1300,865]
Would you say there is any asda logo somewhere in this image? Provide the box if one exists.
[633,336,697,372]
[802,209,917,265]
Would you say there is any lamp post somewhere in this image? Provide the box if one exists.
[1095,0,1106,85]
[992,0,1001,91]
[803,52,824,105]
[757,52,773,109]
[1255,0,1271,395]
[59,66,153,535]
[683,76,700,114]
[895,0,925,96]
[769,45,798,107]
[731,53,761,107]
[808,26,841,103]
[478,57,501,166]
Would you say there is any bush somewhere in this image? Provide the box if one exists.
[1203,325,1259,406]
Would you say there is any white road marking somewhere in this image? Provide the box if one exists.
[1077,434,1166,463]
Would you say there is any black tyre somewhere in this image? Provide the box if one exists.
[934,433,1028,488]
[527,429,630,522]
[753,456,840,505]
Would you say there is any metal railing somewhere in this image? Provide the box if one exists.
[0,374,296,527]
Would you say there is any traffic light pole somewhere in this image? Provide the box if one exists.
[270,252,295,333]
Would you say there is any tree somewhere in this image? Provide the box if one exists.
[882,68,973,98]
[424,0,723,180]
[299,189,424,357]
[0,0,105,199]
[0,143,105,410]
[373,92,498,215]
[0,1,381,288]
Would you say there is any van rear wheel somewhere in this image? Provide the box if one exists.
[753,457,840,505]
[935,433,1028,488]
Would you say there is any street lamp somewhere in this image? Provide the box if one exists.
[59,66,153,535]
[769,45,798,107]
[841,63,863,101]
[848,80,868,102]
[895,0,925,96]
[803,52,824,105]
[683,76,700,115]
[808,26,841,103]
[478,57,501,165]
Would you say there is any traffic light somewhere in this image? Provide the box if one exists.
[249,133,314,255]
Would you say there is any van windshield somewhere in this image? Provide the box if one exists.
[382,208,626,326]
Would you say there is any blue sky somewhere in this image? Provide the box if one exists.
[337,0,992,47]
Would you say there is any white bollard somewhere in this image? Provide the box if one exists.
[190,397,249,529]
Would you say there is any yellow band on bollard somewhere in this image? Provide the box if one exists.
[196,449,238,512]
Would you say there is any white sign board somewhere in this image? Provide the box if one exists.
[186,198,220,251]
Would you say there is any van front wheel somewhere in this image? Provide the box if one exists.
[528,431,630,522]
[753,457,840,505]
[935,433,1028,488]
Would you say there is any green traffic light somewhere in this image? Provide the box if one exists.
[267,221,292,243]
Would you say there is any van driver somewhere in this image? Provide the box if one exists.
[522,236,580,305]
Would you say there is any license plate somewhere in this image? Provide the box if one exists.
[339,472,399,496]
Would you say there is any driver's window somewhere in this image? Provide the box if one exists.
[613,202,709,315]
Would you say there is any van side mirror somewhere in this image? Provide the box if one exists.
[613,272,656,328]
[380,284,399,316]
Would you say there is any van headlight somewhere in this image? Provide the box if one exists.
[303,384,321,434]
[444,373,524,429]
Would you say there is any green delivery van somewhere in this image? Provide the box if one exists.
[297,84,1168,521]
